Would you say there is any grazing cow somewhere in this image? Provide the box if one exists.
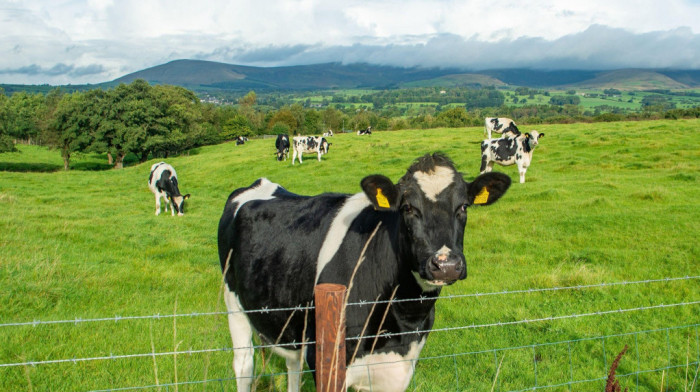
[322,129,334,137]
[484,117,520,139]
[218,153,511,392]
[236,136,249,145]
[275,134,290,161]
[357,126,372,135]
[292,136,330,165]
[148,162,190,216]
[480,131,545,184]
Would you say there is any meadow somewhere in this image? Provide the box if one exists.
[0,119,698,391]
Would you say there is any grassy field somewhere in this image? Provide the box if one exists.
[1,119,698,391]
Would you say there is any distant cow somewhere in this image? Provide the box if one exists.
[275,134,290,161]
[292,136,330,165]
[322,129,334,137]
[218,153,511,392]
[148,162,190,216]
[236,136,249,145]
[480,131,545,183]
[357,126,372,135]
[484,117,520,139]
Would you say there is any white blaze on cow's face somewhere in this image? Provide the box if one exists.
[528,131,543,147]
[412,166,455,202]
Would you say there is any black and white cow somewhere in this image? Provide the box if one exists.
[236,136,249,145]
[292,136,330,165]
[148,162,190,216]
[217,153,511,392]
[357,126,372,135]
[480,131,545,184]
[484,117,520,139]
[323,129,334,137]
[275,134,290,161]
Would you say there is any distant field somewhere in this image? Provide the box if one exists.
[0,119,698,391]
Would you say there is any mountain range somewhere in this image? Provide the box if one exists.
[3,60,700,95]
[110,60,700,92]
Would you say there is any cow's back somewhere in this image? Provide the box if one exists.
[218,179,349,343]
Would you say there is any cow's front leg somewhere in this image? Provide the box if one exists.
[517,162,527,183]
[154,194,162,215]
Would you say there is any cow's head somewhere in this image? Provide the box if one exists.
[524,131,544,149]
[169,194,191,216]
[361,153,510,291]
[320,138,331,155]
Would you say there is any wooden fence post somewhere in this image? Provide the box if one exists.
[314,283,347,392]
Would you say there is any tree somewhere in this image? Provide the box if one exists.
[46,92,93,170]
[436,107,470,128]
[268,108,298,133]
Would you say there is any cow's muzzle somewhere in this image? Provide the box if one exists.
[425,253,466,286]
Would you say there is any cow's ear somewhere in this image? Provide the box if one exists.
[467,172,511,206]
[361,175,399,211]
[539,133,545,138]
[184,194,191,200]
[524,133,531,139]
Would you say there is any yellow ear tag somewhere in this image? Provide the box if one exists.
[375,188,390,208]
[474,187,489,205]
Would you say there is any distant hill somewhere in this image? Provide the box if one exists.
[111,60,700,91]
[3,60,699,95]
[111,60,466,91]
[571,69,692,90]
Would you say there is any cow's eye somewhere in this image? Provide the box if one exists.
[459,203,469,213]
[401,204,413,214]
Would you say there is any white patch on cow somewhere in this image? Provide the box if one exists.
[269,346,305,392]
[411,245,452,291]
[223,286,255,392]
[346,338,426,392]
[436,245,450,255]
[315,192,372,284]
[231,178,279,218]
[412,166,455,202]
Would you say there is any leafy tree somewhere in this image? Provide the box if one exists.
[0,89,15,152]
[268,108,298,133]
[303,109,321,134]
[46,92,93,170]
[6,91,47,144]
[436,107,469,127]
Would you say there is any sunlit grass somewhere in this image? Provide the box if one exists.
[0,119,698,391]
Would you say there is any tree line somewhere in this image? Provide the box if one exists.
[1,80,699,169]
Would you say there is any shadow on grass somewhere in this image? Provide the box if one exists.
[0,162,61,172]
[0,161,114,172]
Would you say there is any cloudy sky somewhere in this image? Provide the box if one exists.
[2,0,700,85]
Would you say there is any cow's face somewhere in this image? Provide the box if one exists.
[361,153,510,291]
[170,194,191,216]
[525,131,544,147]
[320,139,330,154]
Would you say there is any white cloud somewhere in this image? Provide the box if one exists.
[0,0,699,84]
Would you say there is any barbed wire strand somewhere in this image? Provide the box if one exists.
[2,301,697,369]
[1,275,696,329]
[84,324,700,392]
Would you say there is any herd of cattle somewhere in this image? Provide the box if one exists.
[146,118,542,391]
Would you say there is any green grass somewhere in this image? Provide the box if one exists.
[1,119,699,391]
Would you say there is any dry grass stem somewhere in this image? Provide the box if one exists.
[490,352,506,392]
[149,321,160,390]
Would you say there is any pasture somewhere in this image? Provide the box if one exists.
[0,119,698,391]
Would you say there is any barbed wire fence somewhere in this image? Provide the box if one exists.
[1,276,698,391]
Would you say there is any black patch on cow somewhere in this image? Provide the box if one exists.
[467,172,511,206]
[275,134,290,161]
[361,175,399,211]
[491,138,518,161]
